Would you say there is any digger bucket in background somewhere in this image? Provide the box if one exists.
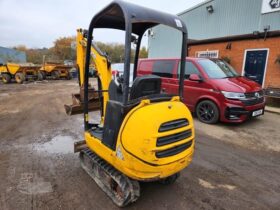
[64,87,101,115]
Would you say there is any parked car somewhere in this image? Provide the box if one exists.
[111,63,134,85]
[64,60,74,66]
[137,57,265,124]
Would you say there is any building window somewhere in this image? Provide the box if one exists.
[196,50,219,58]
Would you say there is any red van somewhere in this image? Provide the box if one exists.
[137,58,265,124]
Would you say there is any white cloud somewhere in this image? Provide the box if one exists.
[0,0,204,48]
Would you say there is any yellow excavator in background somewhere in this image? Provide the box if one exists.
[65,0,195,207]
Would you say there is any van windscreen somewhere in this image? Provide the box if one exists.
[198,59,239,79]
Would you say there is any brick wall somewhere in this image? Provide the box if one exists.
[188,37,280,88]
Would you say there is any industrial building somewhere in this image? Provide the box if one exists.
[148,0,280,89]
[0,46,26,64]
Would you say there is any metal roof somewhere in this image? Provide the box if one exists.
[0,47,26,64]
[148,0,280,58]
[177,0,213,16]
[178,0,280,40]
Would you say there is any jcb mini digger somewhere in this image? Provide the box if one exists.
[67,0,195,207]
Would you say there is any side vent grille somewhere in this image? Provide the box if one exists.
[158,119,188,132]
[157,130,192,147]
[156,141,193,158]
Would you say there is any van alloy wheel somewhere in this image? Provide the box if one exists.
[196,100,219,124]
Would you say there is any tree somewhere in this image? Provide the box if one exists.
[139,46,148,58]
[96,42,125,63]
[11,36,149,65]
[14,45,50,64]
[95,42,149,63]
[14,45,28,52]
[52,36,76,61]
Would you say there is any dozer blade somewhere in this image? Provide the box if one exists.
[74,140,87,153]
[64,99,100,115]
[80,148,140,207]
[64,95,101,115]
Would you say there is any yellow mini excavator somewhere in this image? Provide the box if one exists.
[66,0,195,207]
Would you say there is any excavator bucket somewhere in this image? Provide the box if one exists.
[64,87,101,115]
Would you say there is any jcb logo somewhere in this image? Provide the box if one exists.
[270,0,280,9]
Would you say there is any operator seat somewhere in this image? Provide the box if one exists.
[129,75,161,100]
[109,75,162,102]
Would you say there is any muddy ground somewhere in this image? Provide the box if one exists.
[0,80,279,210]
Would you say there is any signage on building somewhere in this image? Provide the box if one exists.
[196,50,219,58]
[262,0,280,14]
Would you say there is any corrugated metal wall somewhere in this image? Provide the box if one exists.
[0,47,26,64]
[149,0,280,58]
[148,25,183,58]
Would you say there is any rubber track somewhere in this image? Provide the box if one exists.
[80,148,140,207]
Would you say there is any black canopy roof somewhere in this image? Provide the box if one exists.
[91,0,187,35]
[83,0,188,126]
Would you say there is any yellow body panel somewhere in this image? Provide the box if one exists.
[85,97,194,180]
[40,64,56,73]
[5,63,21,75]
[0,65,8,73]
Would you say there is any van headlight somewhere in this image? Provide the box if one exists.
[221,91,245,100]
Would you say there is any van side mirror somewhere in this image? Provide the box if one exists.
[0,63,3,66]
[189,74,202,82]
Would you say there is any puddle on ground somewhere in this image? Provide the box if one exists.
[33,135,75,154]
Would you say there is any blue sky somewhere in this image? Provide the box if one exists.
[0,0,204,48]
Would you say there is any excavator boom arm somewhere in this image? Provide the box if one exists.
[65,29,112,116]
